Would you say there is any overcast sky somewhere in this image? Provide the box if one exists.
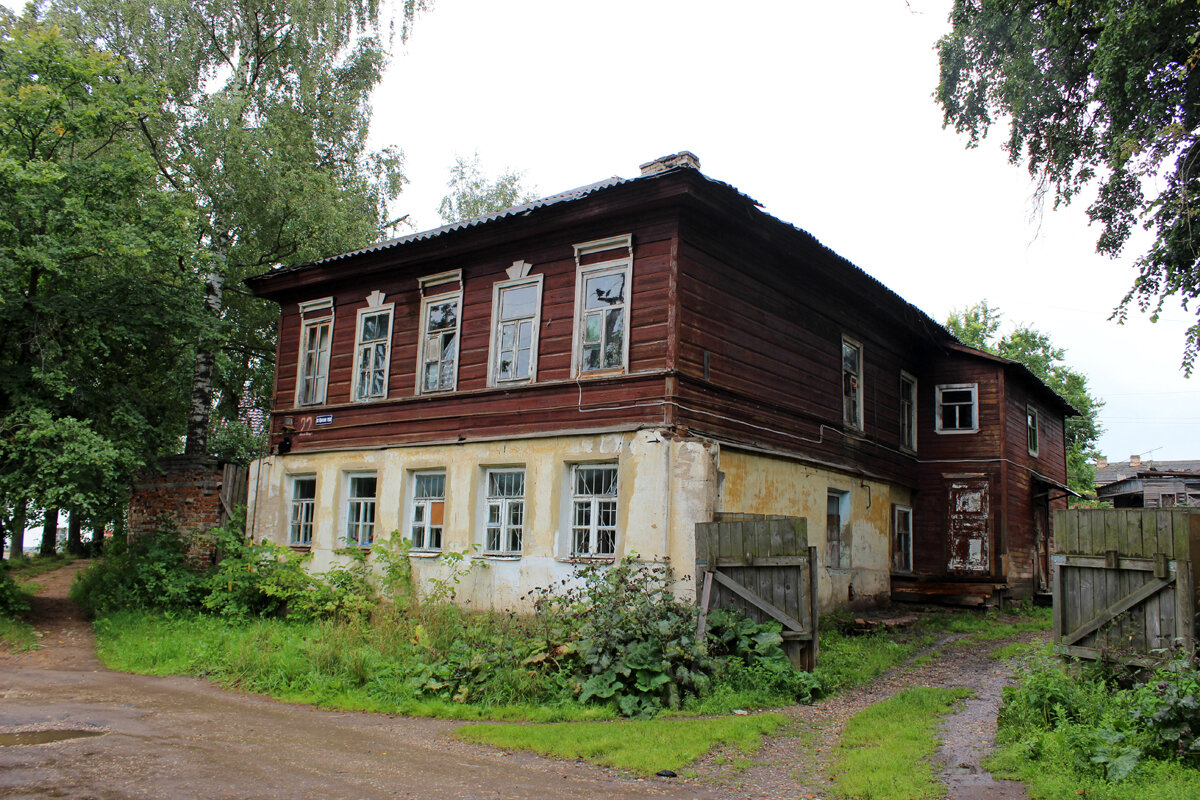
[376,0,1198,463]
[8,0,1195,462]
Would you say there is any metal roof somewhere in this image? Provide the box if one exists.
[1094,459,1200,486]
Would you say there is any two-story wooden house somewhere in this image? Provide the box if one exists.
[244,153,1075,611]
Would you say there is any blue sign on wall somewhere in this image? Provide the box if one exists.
[315,414,333,426]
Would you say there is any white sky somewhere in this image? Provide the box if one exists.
[7,0,1194,462]
[375,0,1199,463]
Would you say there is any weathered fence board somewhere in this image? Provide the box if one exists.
[1053,509,1198,662]
[695,514,818,671]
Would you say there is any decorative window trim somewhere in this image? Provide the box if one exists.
[892,504,914,573]
[343,472,377,549]
[407,469,447,553]
[418,269,462,292]
[288,474,317,547]
[935,383,979,434]
[295,299,335,407]
[352,292,394,402]
[479,467,525,557]
[1027,404,1040,457]
[415,288,463,395]
[487,270,544,387]
[841,336,864,430]
[570,234,633,378]
[900,371,918,452]
[563,462,619,560]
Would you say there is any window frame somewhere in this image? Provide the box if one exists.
[571,235,633,378]
[826,488,851,569]
[352,292,394,402]
[892,503,914,573]
[408,469,447,553]
[416,288,463,395]
[288,474,317,547]
[935,383,980,434]
[343,472,377,549]
[567,462,619,560]
[295,297,334,407]
[900,371,918,452]
[487,273,544,387]
[841,336,864,430]
[1026,404,1040,456]
[480,467,526,557]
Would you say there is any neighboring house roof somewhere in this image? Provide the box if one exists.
[245,155,1077,416]
[1094,460,1200,487]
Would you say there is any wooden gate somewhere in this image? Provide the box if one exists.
[218,463,249,529]
[1052,509,1199,662]
[695,514,819,670]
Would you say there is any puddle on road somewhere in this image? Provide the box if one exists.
[0,729,105,746]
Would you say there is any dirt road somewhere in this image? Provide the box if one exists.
[1,564,1031,799]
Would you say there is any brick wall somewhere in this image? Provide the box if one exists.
[127,455,225,538]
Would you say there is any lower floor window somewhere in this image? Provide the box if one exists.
[411,471,446,550]
[826,489,850,569]
[289,476,316,546]
[571,464,617,557]
[893,504,913,573]
[345,474,376,547]
[484,469,524,555]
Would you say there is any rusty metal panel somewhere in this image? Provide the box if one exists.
[947,478,990,573]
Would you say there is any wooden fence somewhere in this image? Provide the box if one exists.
[695,514,819,670]
[1052,509,1199,662]
[218,463,249,530]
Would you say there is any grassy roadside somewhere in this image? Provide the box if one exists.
[832,687,971,800]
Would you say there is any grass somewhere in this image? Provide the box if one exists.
[456,713,786,775]
[832,687,971,800]
[7,553,76,582]
[990,638,1046,661]
[0,614,39,651]
[988,739,1200,800]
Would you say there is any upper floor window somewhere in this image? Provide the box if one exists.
[289,475,316,547]
[296,297,333,407]
[410,470,446,551]
[417,273,462,394]
[489,263,543,386]
[344,473,376,548]
[1027,405,1039,456]
[842,337,863,429]
[935,383,979,434]
[570,463,618,558]
[354,291,394,401]
[900,372,917,451]
[572,235,633,376]
[483,468,525,556]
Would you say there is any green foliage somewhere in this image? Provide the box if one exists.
[437,153,537,224]
[70,523,208,617]
[0,563,29,616]
[946,301,1104,495]
[936,0,1200,372]
[834,687,971,800]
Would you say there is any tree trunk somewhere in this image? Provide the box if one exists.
[41,507,58,555]
[184,265,226,456]
[113,512,127,548]
[12,500,27,559]
[67,511,83,556]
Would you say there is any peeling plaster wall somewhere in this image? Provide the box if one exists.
[246,430,719,610]
[716,448,906,611]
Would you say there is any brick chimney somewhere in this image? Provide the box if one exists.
[1095,456,1108,469]
[639,151,701,176]
[1130,455,1141,468]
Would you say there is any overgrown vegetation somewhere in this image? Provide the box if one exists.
[0,561,36,650]
[989,649,1200,798]
[833,687,971,800]
[76,523,812,719]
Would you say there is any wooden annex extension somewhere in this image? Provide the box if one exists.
[1052,509,1200,662]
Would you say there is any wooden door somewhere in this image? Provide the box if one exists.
[947,478,990,573]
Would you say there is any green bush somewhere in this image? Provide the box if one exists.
[0,564,30,616]
[70,523,208,617]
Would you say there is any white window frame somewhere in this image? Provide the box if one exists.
[288,475,316,547]
[842,336,863,430]
[343,472,377,548]
[408,469,447,552]
[352,291,394,402]
[826,489,851,569]
[900,371,918,452]
[481,467,525,557]
[488,272,543,387]
[295,297,334,407]
[416,288,463,395]
[935,383,979,434]
[567,462,619,559]
[571,234,633,377]
[1027,404,1040,456]
[892,504,913,573]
